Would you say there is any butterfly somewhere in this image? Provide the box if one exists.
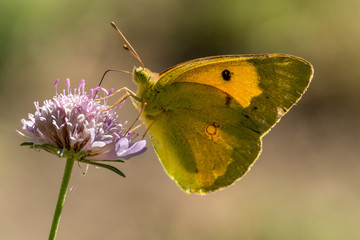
[111,23,313,194]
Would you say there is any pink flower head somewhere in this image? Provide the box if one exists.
[17,79,147,176]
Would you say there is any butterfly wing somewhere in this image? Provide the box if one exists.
[144,54,313,193]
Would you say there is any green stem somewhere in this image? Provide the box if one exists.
[48,156,76,240]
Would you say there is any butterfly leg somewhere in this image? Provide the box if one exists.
[141,118,155,139]
[125,102,147,135]
[139,108,169,139]
[105,87,142,109]
[98,86,148,138]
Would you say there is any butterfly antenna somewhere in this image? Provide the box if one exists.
[98,69,131,87]
[94,69,131,99]
[110,21,145,69]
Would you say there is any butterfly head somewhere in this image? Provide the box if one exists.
[133,67,150,85]
[132,66,161,102]
[133,67,160,86]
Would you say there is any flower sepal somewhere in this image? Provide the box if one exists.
[20,142,127,177]
[20,142,63,157]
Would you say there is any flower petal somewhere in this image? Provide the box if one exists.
[115,137,130,154]
[91,141,106,148]
[116,139,147,159]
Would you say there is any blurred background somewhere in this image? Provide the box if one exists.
[1,0,360,239]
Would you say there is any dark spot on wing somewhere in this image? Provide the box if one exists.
[225,94,232,106]
[212,122,220,128]
[221,69,232,81]
[250,128,261,134]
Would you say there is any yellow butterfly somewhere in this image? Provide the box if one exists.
[111,23,313,194]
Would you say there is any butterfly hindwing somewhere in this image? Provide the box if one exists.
[147,83,261,193]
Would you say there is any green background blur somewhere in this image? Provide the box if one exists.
[1,0,360,239]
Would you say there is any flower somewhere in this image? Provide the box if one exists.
[17,78,147,176]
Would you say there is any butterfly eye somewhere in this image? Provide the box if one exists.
[221,69,232,81]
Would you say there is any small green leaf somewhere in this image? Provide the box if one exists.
[88,159,125,163]
[81,159,126,177]
[20,142,34,146]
